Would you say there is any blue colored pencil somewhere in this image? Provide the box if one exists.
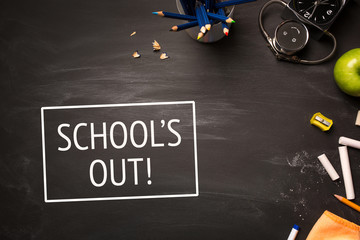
[207,0,215,12]
[214,0,256,9]
[195,2,206,34]
[180,0,192,15]
[153,0,255,37]
[170,20,199,31]
[152,11,197,21]
[210,0,215,12]
[205,0,210,11]
[188,0,196,15]
[199,2,211,30]
[217,8,229,36]
[207,11,235,23]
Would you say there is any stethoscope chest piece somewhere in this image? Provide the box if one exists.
[273,20,309,55]
[258,0,337,64]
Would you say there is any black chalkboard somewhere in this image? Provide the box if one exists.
[1,0,360,239]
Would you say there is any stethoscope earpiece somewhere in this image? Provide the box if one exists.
[258,0,337,64]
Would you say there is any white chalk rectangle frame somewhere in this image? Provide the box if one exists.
[41,101,199,203]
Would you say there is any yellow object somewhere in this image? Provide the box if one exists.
[335,194,360,212]
[310,112,333,131]
[306,211,360,240]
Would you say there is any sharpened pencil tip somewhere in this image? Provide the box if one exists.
[334,194,342,201]
[226,18,235,23]
[225,32,228,36]
[152,12,158,15]
[205,24,211,31]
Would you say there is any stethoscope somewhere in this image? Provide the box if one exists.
[258,0,337,64]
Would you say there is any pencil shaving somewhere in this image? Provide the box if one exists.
[152,40,161,51]
[130,31,136,37]
[160,52,169,60]
[132,51,141,58]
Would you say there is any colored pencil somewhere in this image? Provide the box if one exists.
[195,2,206,34]
[205,0,212,12]
[214,0,256,9]
[207,12,235,23]
[197,31,204,40]
[217,8,229,36]
[223,27,229,36]
[182,0,196,15]
[170,20,199,31]
[209,0,214,12]
[188,0,196,15]
[152,11,197,21]
[200,3,212,30]
[334,194,360,212]
[180,0,192,15]
[153,0,255,38]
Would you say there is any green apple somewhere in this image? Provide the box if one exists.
[334,48,360,97]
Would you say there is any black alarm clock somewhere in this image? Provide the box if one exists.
[287,0,347,31]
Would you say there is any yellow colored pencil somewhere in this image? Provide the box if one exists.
[334,194,360,212]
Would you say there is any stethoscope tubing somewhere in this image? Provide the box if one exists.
[258,0,337,64]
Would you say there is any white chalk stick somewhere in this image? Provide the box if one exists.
[339,136,360,150]
[356,111,360,126]
[339,146,355,200]
[317,154,340,181]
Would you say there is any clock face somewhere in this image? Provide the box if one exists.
[293,0,340,24]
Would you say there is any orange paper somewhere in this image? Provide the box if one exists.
[306,211,360,240]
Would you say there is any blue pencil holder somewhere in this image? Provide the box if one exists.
[176,0,235,43]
